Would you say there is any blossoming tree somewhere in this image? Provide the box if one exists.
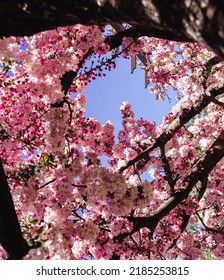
[0,21,223,260]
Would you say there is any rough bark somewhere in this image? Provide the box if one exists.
[0,1,224,58]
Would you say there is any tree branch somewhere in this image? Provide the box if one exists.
[119,84,224,173]
[117,131,224,240]
[159,145,175,193]
[196,212,224,235]
[168,177,208,251]
[39,178,56,189]
[60,48,94,96]
[211,99,224,107]
[0,1,223,58]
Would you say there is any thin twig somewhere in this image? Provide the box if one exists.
[196,212,224,235]
[39,179,56,189]
[71,184,87,188]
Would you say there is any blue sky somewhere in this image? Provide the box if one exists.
[84,56,177,137]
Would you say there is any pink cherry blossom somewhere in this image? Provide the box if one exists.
[0,23,223,260]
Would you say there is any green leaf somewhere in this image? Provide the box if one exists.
[44,155,49,161]
[22,227,30,234]
[36,225,44,237]
[30,219,38,225]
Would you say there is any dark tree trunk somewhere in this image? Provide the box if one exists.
[0,160,30,259]
[0,0,223,58]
